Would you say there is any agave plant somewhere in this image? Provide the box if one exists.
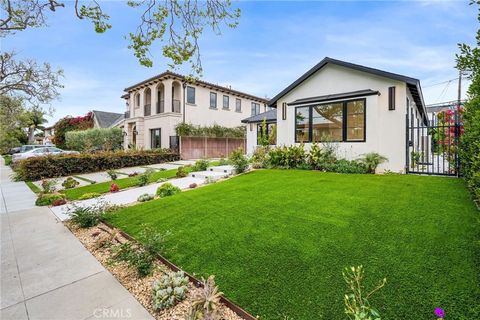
[358,153,388,174]
[186,275,223,320]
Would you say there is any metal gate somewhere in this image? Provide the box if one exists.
[406,108,462,176]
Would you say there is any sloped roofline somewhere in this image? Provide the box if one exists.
[268,57,427,121]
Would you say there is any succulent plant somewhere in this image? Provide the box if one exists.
[152,271,189,310]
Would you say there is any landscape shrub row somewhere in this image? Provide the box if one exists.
[66,127,123,152]
[175,123,245,138]
[251,143,387,174]
[15,149,179,181]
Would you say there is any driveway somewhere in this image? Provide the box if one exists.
[0,158,153,320]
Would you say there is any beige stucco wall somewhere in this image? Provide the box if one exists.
[272,63,423,173]
[123,77,267,150]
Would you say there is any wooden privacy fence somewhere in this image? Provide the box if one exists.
[179,136,246,159]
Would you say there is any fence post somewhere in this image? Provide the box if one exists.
[226,137,229,157]
[204,136,207,159]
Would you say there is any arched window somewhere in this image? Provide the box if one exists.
[135,93,140,108]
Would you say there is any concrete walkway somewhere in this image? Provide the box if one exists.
[0,158,153,320]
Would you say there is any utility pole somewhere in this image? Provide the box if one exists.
[457,69,462,109]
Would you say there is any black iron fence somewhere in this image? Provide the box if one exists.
[406,109,462,176]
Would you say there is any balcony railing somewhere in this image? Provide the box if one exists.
[144,104,151,116]
[172,99,181,113]
[124,111,130,119]
[157,100,164,113]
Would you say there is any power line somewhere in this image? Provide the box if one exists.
[423,75,469,88]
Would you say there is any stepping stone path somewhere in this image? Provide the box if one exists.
[49,165,237,221]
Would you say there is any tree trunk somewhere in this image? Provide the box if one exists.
[28,127,35,144]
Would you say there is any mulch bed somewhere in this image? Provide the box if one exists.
[67,222,243,320]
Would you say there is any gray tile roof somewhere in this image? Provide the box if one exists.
[92,110,124,128]
[241,109,277,123]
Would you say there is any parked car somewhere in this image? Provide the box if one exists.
[12,147,79,162]
[19,144,55,153]
[8,147,21,155]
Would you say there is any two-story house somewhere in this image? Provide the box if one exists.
[120,71,269,150]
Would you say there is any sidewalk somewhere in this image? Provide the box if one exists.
[0,158,153,320]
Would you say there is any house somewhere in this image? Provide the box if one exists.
[91,110,124,129]
[242,57,427,173]
[42,126,55,145]
[119,71,269,150]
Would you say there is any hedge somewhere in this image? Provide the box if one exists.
[15,149,179,181]
[175,123,245,138]
[66,127,123,152]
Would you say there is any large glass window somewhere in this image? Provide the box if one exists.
[150,128,161,149]
[312,103,343,142]
[186,86,195,104]
[210,92,217,109]
[295,99,365,142]
[346,100,365,141]
[295,107,310,143]
[257,123,277,145]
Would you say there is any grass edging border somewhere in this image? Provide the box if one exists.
[101,220,256,320]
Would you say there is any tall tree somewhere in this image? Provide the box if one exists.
[0,95,28,152]
[0,0,240,76]
[456,0,480,201]
[24,107,47,144]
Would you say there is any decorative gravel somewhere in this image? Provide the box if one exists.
[68,222,243,320]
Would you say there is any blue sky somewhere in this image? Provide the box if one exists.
[3,0,475,126]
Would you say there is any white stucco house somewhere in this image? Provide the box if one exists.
[118,71,269,150]
[242,57,428,173]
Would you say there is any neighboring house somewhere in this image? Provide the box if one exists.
[120,71,269,150]
[91,110,124,129]
[242,57,428,173]
[42,126,55,145]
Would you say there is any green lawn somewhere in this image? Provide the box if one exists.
[106,170,480,320]
[62,169,178,200]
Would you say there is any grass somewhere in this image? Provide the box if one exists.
[62,169,178,200]
[25,181,41,193]
[106,170,480,320]
[3,154,12,166]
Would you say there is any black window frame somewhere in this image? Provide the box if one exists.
[294,98,366,143]
[257,122,276,145]
[223,95,230,110]
[186,86,196,104]
[209,92,217,109]
[150,128,162,149]
[235,98,241,112]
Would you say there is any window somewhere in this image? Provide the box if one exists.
[187,86,195,104]
[223,95,229,109]
[150,129,161,149]
[251,102,260,116]
[282,102,287,120]
[257,123,277,145]
[210,92,217,109]
[312,103,343,142]
[295,99,366,143]
[235,98,241,112]
[135,93,140,108]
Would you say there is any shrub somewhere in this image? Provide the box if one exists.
[35,193,65,206]
[152,271,189,310]
[113,242,155,277]
[78,192,102,200]
[157,178,168,183]
[308,143,337,170]
[267,145,307,169]
[343,266,386,320]
[4,155,12,166]
[62,177,80,189]
[65,127,123,152]
[41,179,57,193]
[189,183,197,189]
[107,170,118,181]
[110,183,119,193]
[176,166,189,178]
[191,159,209,172]
[67,201,108,228]
[175,123,245,138]
[137,193,154,202]
[14,149,179,181]
[137,168,155,187]
[325,159,368,174]
[217,158,229,166]
[53,112,94,149]
[357,153,388,174]
[186,275,223,320]
[128,172,139,177]
[52,198,67,206]
[251,146,269,169]
[156,183,181,198]
[229,148,249,173]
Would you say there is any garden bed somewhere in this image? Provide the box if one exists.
[67,221,249,320]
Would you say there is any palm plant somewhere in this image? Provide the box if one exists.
[25,107,47,144]
[358,153,388,174]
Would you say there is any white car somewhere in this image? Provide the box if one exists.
[12,147,79,162]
